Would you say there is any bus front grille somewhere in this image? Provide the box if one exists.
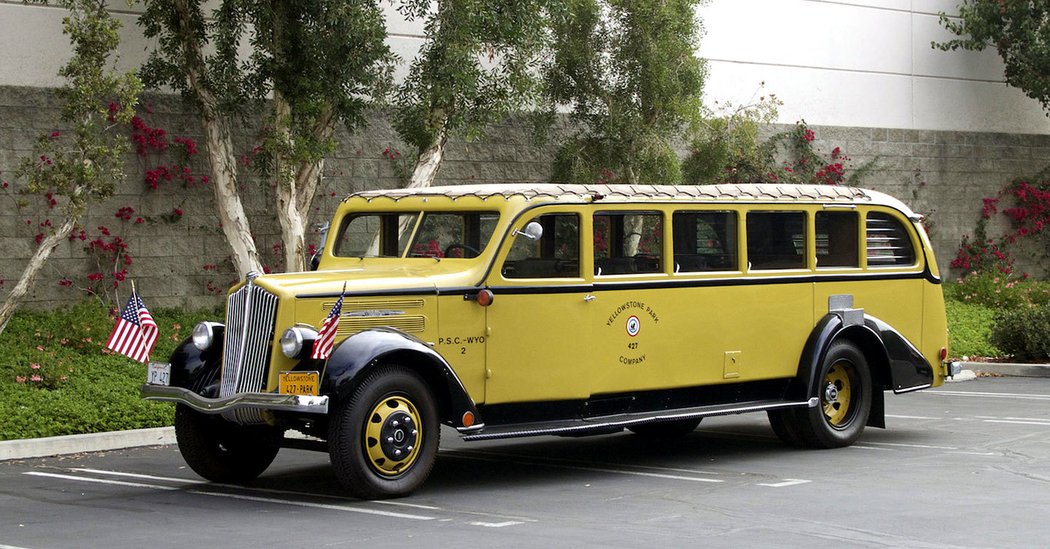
[219,283,279,423]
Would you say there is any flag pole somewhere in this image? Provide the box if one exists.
[319,281,346,387]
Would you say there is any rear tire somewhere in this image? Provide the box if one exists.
[767,409,804,447]
[328,365,440,499]
[174,404,283,483]
[628,418,702,439]
[796,341,872,448]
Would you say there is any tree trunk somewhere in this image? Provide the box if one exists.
[407,125,449,190]
[203,113,262,276]
[273,96,335,273]
[172,0,261,277]
[0,209,80,336]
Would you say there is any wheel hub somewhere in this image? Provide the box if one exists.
[822,361,853,427]
[824,382,839,403]
[364,396,423,477]
[379,412,417,460]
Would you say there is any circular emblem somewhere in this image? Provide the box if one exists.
[626,315,641,337]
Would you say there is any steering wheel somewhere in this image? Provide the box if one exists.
[444,242,481,258]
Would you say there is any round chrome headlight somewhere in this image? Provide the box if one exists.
[280,326,318,359]
[192,321,223,351]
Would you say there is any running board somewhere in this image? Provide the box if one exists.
[461,397,818,441]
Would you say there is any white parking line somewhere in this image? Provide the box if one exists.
[886,414,938,420]
[929,390,1050,401]
[469,521,526,528]
[444,451,723,483]
[757,479,811,488]
[24,471,434,520]
[60,468,531,524]
[864,442,959,450]
[984,419,1050,426]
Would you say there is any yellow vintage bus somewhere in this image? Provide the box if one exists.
[143,184,957,499]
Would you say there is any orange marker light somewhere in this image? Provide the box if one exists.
[462,411,475,428]
[476,289,494,307]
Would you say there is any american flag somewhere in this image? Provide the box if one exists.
[105,292,158,363]
[311,294,343,360]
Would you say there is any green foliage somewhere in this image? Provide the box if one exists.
[0,302,217,440]
[943,271,1050,309]
[683,92,780,184]
[935,1,1050,114]
[16,0,140,216]
[991,305,1050,361]
[248,1,394,175]
[945,300,1002,358]
[685,119,878,186]
[393,0,549,153]
[542,0,706,185]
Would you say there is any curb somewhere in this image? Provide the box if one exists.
[0,426,174,462]
[960,361,1050,378]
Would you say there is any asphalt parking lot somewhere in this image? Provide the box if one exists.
[2,377,1049,548]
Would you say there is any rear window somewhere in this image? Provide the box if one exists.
[866,213,915,266]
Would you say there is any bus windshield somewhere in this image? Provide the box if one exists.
[332,211,500,259]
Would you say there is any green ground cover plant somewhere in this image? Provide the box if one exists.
[0,301,216,441]
[943,272,1050,361]
[945,299,1001,359]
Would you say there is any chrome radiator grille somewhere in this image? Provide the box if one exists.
[220,283,279,400]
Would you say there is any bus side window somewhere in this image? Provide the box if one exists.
[816,211,859,268]
[502,213,580,278]
[594,212,663,275]
[866,212,916,266]
[672,211,738,272]
[746,211,806,270]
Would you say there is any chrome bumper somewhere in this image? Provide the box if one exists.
[141,384,329,415]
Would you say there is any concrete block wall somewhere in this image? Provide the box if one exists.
[1,85,1049,311]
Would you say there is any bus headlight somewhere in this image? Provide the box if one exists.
[192,321,224,351]
[280,326,318,359]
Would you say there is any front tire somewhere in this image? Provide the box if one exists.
[328,365,440,499]
[796,341,872,448]
[174,404,283,483]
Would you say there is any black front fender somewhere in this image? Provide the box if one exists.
[324,328,481,429]
[167,337,222,396]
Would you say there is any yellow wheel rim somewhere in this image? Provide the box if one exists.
[822,361,854,427]
[363,395,423,477]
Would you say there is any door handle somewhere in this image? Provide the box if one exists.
[584,295,597,303]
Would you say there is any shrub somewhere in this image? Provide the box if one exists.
[943,271,1050,309]
[945,300,1001,358]
[991,305,1050,361]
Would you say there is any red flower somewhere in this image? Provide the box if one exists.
[86,272,104,282]
[58,278,73,287]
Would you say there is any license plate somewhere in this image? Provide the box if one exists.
[147,361,171,386]
[279,371,319,396]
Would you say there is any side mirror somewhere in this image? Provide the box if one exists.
[513,221,543,241]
